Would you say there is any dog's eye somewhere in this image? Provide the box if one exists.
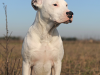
[53,4,57,6]
[66,4,68,7]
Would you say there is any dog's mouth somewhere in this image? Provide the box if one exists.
[69,20,72,23]
[64,19,72,24]
[55,19,72,24]
[53,18,72,26]
[49,19,72,32]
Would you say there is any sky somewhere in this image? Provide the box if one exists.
[0,0,100,40]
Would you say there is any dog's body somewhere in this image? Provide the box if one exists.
[22,0,73,75]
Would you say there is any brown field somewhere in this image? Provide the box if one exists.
[0,40,100,75]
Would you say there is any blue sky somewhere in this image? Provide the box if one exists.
[0,0,100,40]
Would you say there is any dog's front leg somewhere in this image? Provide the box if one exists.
[22,61,31,75]
[54,60,62,75]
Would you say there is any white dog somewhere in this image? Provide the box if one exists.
[22,0,73,75]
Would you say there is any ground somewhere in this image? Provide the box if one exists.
[0,40,100,75]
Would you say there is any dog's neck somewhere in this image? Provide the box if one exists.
[32,11,59,41]
[34,11,56,34]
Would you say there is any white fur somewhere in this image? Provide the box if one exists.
[22,0,73,75]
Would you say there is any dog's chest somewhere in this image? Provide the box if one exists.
[30,42,61,63]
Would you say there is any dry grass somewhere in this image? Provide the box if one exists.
[0,40,22,75]
[0,40,100,75]
[62,40,100,75]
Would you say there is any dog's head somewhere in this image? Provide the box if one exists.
[31,0,73,24]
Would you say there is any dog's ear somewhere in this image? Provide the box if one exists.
[31,0,42,10]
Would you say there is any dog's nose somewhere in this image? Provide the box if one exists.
[66,11,74,18]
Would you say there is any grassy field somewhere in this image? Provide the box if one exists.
[0,40,100,75]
